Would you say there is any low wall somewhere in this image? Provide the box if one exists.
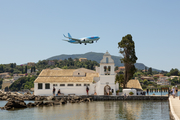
[169,97,178,120]
[56,95,168,101]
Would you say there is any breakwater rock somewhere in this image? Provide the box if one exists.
[0,90,47,101]
[0,99,27,110]
[0,90,93,110]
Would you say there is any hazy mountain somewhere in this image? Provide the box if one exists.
[47,52,160,72]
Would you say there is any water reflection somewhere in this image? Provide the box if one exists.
[0,100,170,120]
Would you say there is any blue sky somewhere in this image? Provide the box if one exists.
[0,0,180,71]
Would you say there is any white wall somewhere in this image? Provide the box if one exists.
[100,75,115,84]
[123,89,137,96]
[34,83,95,96]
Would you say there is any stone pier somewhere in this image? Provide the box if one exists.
[56,95,168,101]
[169,96,180,120]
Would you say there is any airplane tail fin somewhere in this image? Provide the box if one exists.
[63,33,72,41]
[68,33,72,40]
[68,33,72,38]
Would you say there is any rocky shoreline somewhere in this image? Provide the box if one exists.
[0,91,93,110]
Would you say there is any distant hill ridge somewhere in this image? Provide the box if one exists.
[47,52,160,71]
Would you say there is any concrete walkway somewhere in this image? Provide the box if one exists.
[169,96,180,120]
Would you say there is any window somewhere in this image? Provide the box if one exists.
[105,73,110,75]
[45,83,50,89]
[108,66,111,71]
[84,84,90,86]
[67,84,74,86]
[60,84,65,86]
[76,84,81,86]
[38,83,42,89]
[104,66,107,72]
[53,84,57,86]
[106,57,109,63]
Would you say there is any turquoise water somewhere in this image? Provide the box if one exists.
[0,100,170,120]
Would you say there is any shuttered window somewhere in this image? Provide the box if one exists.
[38,83,43,89]
[45,83,50,89]
[67,84,74,86]
[60,84,65,86]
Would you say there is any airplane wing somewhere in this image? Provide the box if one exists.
[63,34,81,42]
[63,34,84,43]
[71,38,81,42]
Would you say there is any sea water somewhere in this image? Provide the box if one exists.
[0,100,169,120]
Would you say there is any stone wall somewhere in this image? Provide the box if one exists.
[56,95,168,101]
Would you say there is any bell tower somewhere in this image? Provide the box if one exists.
[100,51,115,76]
[98,51,116,95]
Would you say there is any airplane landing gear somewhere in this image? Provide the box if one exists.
[85,43,86,45]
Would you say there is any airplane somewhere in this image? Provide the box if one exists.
[62,33,100,45]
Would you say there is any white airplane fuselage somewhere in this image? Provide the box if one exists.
[69,36,100,44]
[63,33,100,45]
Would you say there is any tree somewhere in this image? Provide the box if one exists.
[118,34,138,88]
[115,74,124,88]
[148,67,152,75]
[142,85,147,89]
[170,68,179,76]
[166,73,171,77]
[145,66,147,72]
[143,79,148,85]
[10,63,14,68]
[153,76,158,81]
[0,78,3,89]
[25,66,27,73]
[0,65,3,73]
[115,66,119,71]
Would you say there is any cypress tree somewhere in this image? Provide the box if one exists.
[118,34,138,88]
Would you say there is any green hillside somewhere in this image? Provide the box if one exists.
[47,52,160,71]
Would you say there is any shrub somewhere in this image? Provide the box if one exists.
[129,92,134,95]
[116,90,120,93]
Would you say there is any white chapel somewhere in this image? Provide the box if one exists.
[34,51,118,96]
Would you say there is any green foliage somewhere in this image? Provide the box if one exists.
[129,92,134,95]
[31,66,36,73]
[0,78,3,89]
[164,68,180,76]
[170,68,179,76]
[0,58,99,75]
[115,74,124,88]
[118,34,138,88]
[36,58,99,71]
[25,66,27,73]
[168,77,180,86]
[143,79,148,85]
[115,66,119,71]
[153,77,158,81]
[142,85,147,89]
[0,65,4,73]
[9,76,37,91]
[0,63,22,74]
[148,67,152,75]
[1,58,99,90]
